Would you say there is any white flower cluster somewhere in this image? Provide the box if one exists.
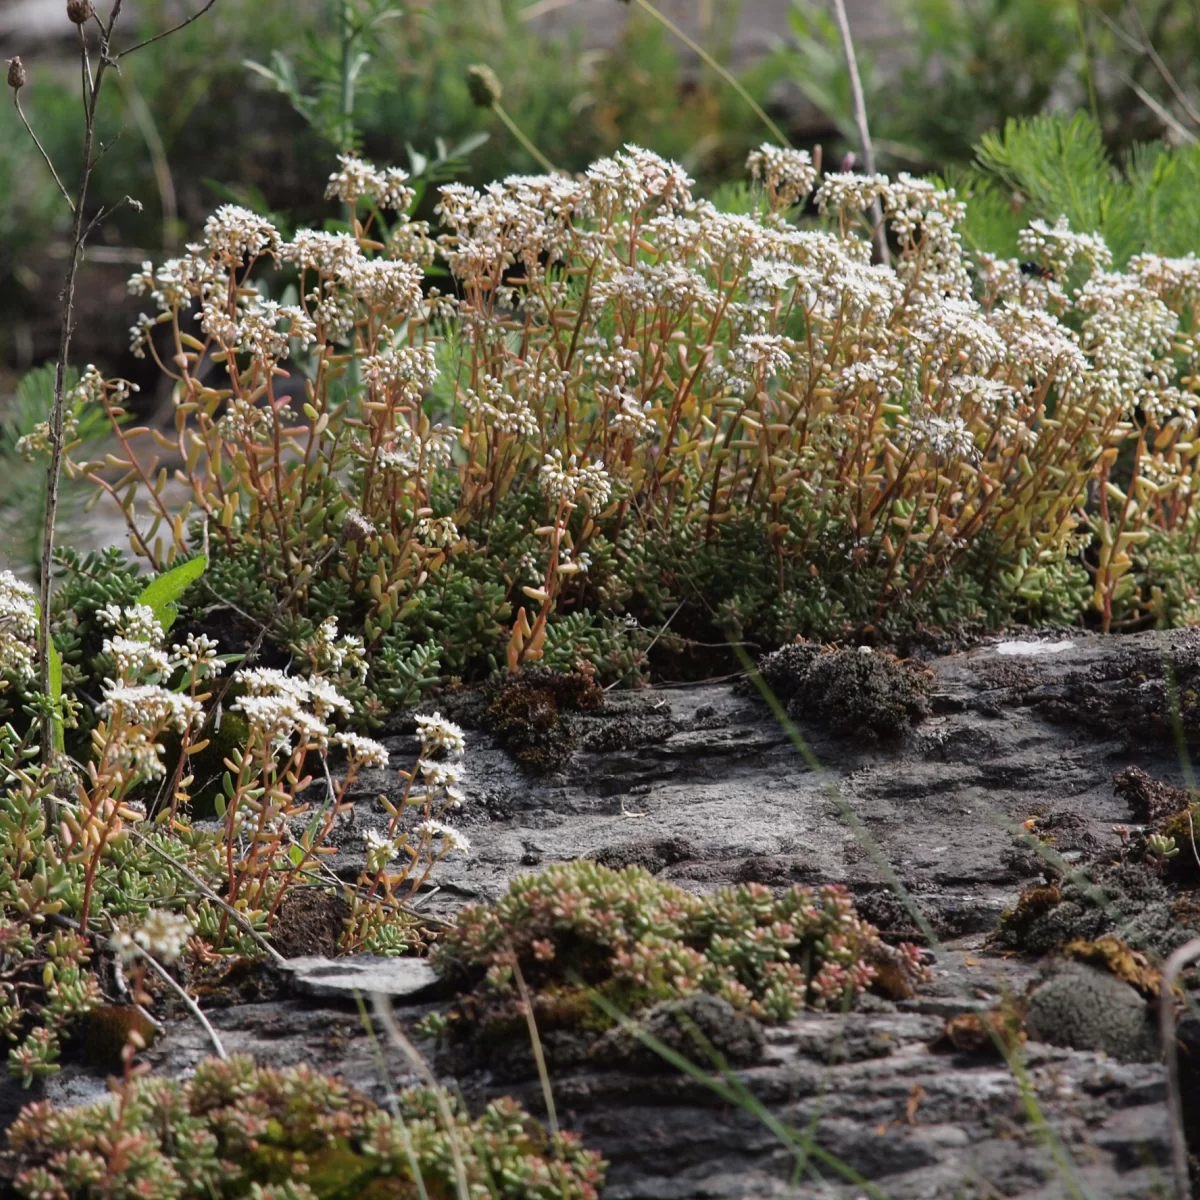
[233,666,352,754]
[99,603,170,680]
[746,144,817,208]
[1018,216,1111,278]
[539,450,613,509]
[414,819,470,853]
[138,909,193,960]
[415,711,465,756]
[326,154,415,212]
[172,632,224,681]
[336,730,389,769]
[303,618,367,684]
[813,171,890,217]
[100,681,204,777]
[0,572,38,684]
[414,516,459,548]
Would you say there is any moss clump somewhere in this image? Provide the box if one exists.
[994,861,1198,959]
[1024,962,1158,1063]
[1113,766,1194,824]
[750,642,933,740]
[1062,935,1162,997]
[3,1056,604,1200]
[485,666,604,772]
[430,860,928,1063]
[996,880,1062,944]
[937,1001,1026,1058]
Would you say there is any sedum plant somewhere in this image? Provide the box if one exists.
[4,1054,605,1200]
[431,860,928,1028]
[59,137,1200,706]
[0,566,473,1083]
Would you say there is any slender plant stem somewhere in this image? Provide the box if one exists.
[491,101,558,173]
[372,995,472,1200]
[632,0,790,147]
[830,0,889,266]
[139,950,228,1060]
[38,4,122,780]
[339,0,356,155]
[1074,1,1101,127]
[509,950,559,1136]
[26,1,220,800]
[10,94,73,210]
[116,0,218,60]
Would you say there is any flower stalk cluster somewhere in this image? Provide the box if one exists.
[56,141,1200,683]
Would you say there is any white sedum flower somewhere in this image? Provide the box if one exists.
[415,712,466,756]
[0,572,38,684]
[336,731,390,769]
[415,819,471,854]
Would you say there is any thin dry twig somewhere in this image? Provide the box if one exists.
[116,0,219,59]
[829,0,889,266]
[123,824,288,966]
[14,0,219,813]
[1160,936,1200,1200]
[139,950,227,1060]
[633,0,790,147]
[1115,68,1199,144]
[9,91,73,210]
[1125,1,1200,128]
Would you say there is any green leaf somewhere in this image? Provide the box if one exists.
[48,638,64,755]
[34,602,65,754]
[137,555,208,633]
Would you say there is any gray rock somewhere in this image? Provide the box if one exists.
[14,630,1200,1199]
[1025,962,1160,1063]
[592,993,767,1072]
[283,954,440,1002]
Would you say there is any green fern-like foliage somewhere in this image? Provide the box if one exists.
[958,112,1200,265]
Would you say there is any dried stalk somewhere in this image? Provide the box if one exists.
[830,0,889,266]
[139,950,228,1061]
[8,1,220,781]
[372,994,471,1200]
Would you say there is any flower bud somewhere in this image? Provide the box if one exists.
[7,57,26,91]
[67,0,94,24]
[466,64,502,109]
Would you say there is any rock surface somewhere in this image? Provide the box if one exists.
[283,954,441,1002]
[9,629,1200,1198]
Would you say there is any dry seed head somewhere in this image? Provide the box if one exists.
[7,57,26,91]
[466,64,502,108]
[66,0,93,24]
